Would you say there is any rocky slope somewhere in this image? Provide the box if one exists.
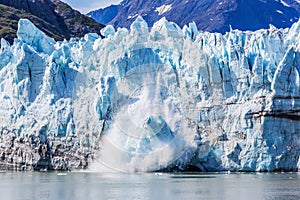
[0,0,104,43]
[88,0,300,33]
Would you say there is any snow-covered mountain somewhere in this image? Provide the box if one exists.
[0,17,299,172]
[87,0,300,33]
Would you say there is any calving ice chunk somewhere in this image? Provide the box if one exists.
[0,17,299,172]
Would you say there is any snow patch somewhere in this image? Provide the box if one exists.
[155,4,172,15]
[280,0,290,7]
[128,14,139,19]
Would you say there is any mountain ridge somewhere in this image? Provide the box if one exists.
[88,0,300,33]
[0,0,105,43]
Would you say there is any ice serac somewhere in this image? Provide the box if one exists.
[17,19,55,55]
[0,17,299,172]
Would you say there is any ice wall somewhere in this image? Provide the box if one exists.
[0,17,299,172]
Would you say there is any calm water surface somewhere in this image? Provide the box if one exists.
[0,172,299,200]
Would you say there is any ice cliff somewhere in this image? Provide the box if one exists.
[0,17,299,172]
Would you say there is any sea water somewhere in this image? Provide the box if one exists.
[0,172,299,200]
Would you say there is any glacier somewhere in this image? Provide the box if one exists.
[0,17,299,172]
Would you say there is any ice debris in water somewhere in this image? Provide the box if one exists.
[0,16,299,172]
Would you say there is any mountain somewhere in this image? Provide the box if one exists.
[0,17,299,171]
[87,0,300,32]
[0,0,105,43]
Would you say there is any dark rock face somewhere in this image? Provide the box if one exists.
[0,0,104,43]
[0,127,92,171]
[88,0,300,32]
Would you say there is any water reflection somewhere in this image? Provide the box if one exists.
[0,172,299,200]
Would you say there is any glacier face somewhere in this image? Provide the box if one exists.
[0,17,299,172]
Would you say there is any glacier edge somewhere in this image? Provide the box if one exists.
[0,17,299,172]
